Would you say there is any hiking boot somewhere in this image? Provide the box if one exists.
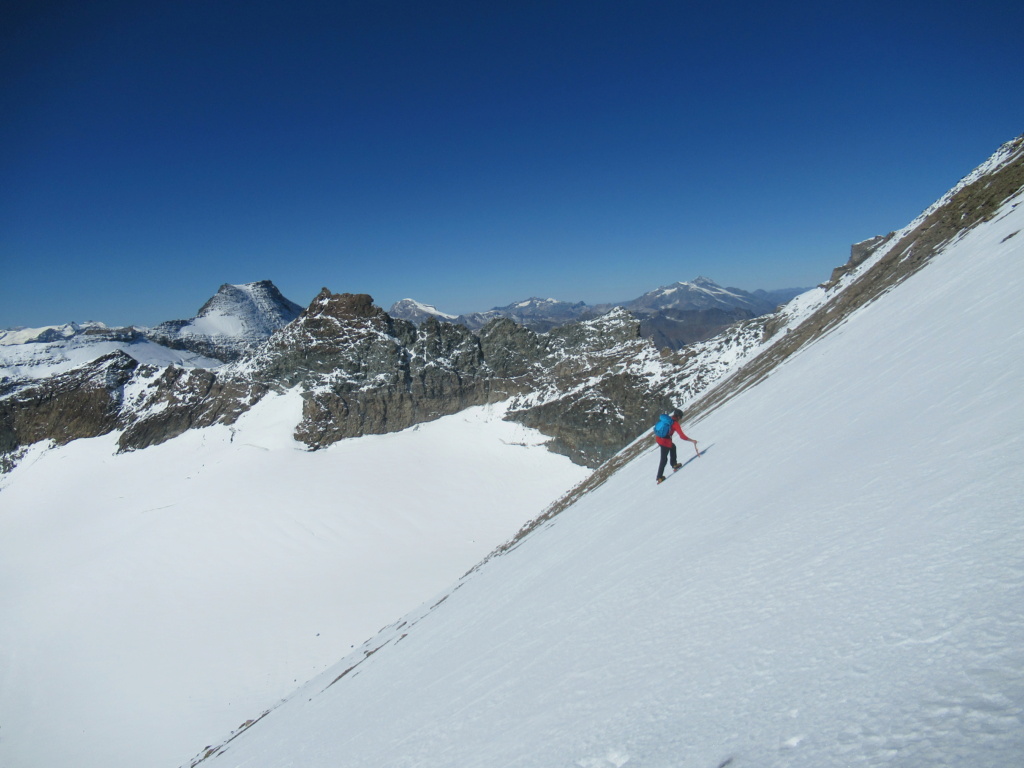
[672,463,682,471]
[656,476,666,484]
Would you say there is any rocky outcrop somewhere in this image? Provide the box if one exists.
[116,367,267,452]
[826,234,893,287]
[502,309,675,465]
[0,352,139,453]
[265,298,672,464]
[247,292,500,449]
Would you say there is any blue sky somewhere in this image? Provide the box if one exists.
[2,0,1022,328]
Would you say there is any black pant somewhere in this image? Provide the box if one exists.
[657,443,677,479]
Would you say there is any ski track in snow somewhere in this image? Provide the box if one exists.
[177,181,1024,767]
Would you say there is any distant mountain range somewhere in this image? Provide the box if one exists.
[389,277,808,348]
[1,278,807,378]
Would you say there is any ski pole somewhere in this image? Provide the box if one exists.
[693,440,700,458]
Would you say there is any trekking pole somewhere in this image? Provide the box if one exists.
[693,440,700,458]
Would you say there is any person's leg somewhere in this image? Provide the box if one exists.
[657,445,670,479]
[669,443,678,468]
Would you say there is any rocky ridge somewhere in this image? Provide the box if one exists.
[0,291,676,468]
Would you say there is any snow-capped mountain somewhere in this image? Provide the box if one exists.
[109,291,671,466]
[394,279,805,347]
[387,298,458,324]
[389,296,593,331]
[619,275,777,314]
[0,323,223,384]
[174,133,1024,768]
[0,321,108,345]
[453,297,592,332]
[145,280,303,361]
[0,281,304,386]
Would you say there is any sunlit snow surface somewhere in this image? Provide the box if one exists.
[0,400,589,768]
[185,193,1024,766]
[0,333,224,379]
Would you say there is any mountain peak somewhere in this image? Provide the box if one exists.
[624,278,774,315]
[145,280,303,362]
[304,291,385,323]
[388,298,458,323]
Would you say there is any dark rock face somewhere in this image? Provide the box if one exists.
[248,292,500,449]
[500,310,675,465]
[116,367,267,452]
[511,371,673,467]
[259,297,667,465]
[0,352,139,452]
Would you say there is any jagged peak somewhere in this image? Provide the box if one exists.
[302,291,384,322]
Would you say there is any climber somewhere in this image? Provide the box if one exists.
[653,408,698,484]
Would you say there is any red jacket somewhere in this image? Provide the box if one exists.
[655,420,690,448]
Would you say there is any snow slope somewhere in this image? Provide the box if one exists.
[0,321,107,346]
[185,189,1024,763]
[0,332,223,380]
[0,400,589,768]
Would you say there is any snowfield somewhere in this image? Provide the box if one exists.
[172,189,1023,765]
[0,333,224,380]
[0,399,589,768]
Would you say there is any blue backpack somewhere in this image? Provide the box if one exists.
[653,414,674,439]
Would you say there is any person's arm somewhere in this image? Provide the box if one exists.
[673,422,694,442]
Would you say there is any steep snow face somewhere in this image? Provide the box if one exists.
[0,399,589,768]
[183,186,1024,764]
[191,281,303,338]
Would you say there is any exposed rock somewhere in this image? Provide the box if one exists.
[117,367,267,452]
[0,351,139,452]
[826,234,894,287]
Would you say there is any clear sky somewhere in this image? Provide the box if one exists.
[2,0,1022,328]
